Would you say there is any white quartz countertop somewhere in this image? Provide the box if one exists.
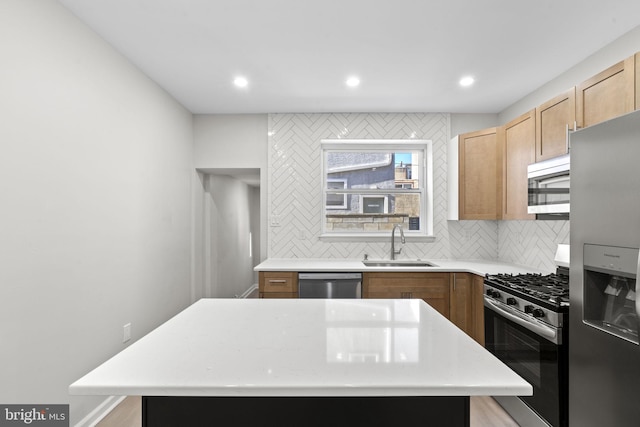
[255,258,546,276]
[69,299,532,397]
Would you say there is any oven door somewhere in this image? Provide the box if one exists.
[485,302,568,427]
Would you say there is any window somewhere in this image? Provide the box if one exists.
[326,179,347,209]
[361,195,388,214]
[321,139,433,238]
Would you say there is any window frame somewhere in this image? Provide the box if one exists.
[326,179,348,209]
[360,195,389,214]
[320,139,434,241]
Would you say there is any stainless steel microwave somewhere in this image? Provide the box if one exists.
[527,154,570,218]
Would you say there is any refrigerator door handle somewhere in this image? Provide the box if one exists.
[636,250,640,322]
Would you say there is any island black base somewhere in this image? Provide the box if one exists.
[142,395,470,427]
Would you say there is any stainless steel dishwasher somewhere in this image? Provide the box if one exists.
[298,273,362,298]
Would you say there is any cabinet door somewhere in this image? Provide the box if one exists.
[576,55,635,129]
[636,53,640,111]
[500,110,535,220]
[471,275,485,346]
[458,128,502,220]
[450,273,473,336]
[363,272,450,318]
[535,88,575,161]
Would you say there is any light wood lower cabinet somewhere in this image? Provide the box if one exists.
[450,273,485,346]
[363,272,485,344]
[259,270,485,344]
[636,53,640,111]
[471,275,485,345]
[450,273,473,336]
[259,271,298,298]
[363,272,450,318]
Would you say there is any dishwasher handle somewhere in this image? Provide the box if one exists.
[298,273,362,280]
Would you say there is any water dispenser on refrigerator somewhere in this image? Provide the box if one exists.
[583,244,639,345]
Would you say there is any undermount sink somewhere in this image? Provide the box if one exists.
[362,260,438,267]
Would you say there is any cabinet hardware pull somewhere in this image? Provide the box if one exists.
[268,280,288,284]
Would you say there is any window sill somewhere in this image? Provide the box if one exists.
[319,233,436,243]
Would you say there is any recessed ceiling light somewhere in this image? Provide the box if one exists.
[459,76,475,87]
[346,76,360,87]
[233,76,249,88]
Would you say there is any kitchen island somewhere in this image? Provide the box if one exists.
[69,299,531,427]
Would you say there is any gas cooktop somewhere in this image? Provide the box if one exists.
[484,269,569,312]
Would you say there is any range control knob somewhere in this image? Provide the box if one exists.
[524,305,534,314]
[532,308,545,318]
[506,297,517,306]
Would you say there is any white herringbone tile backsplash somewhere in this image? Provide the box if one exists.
[267,112,568,270]
[498,220,570,272]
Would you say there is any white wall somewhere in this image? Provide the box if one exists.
[0,1,195,424]
[500,25,640,123]
[194,114,268,170]
[194,114,268,263]
[203,175,259,298]
[450,113,499,137]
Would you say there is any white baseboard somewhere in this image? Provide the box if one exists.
[74,395,126,427]
[239,284,258,299]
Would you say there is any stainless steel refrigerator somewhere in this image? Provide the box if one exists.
[570,109,640,427]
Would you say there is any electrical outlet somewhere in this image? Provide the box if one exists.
[123,323,131,343]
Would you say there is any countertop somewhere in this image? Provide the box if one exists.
[69,298,532,397]
[255,258,546,276]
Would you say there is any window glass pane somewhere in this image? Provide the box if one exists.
[324,150,424,233]
[324,192,421,232]
[326,152,420,189]
[362,196,386,214]
[326,180,346,209]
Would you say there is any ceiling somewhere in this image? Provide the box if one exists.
[57,0,640,115]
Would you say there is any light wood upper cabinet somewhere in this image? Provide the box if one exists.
[363,272,450,318]
[458,127,502,220]
[499,110,535,220]
[576,54,636,129]
[535,88,575,161]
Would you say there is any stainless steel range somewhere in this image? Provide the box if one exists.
[484,246,569,427]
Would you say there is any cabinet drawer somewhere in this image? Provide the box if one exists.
[260,272,297,293]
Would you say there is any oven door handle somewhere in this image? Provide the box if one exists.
[484,297,560,344]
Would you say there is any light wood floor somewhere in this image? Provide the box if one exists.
[97,395,519,426]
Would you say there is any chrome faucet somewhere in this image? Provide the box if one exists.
[390,224,405,260]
